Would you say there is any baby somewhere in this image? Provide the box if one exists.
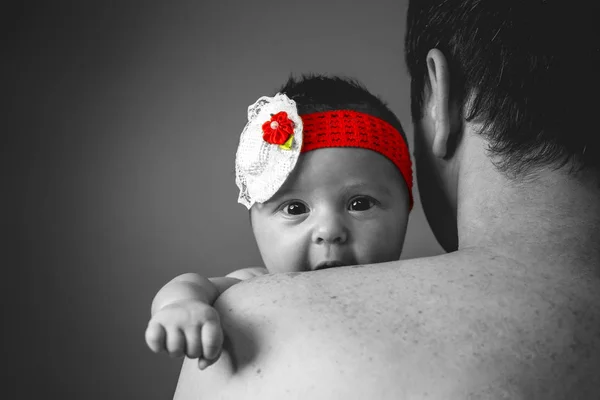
[145,74,413,369]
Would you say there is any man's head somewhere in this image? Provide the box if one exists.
[404,0,598,250]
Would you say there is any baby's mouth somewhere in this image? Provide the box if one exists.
[314,260,347,270]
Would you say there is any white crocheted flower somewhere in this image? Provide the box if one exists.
[235,93,303,209]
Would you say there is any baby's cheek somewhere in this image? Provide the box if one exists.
[267,242,309,273]
[365,222,405,262]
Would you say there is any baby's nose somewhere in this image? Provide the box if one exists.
[311,214,348,245]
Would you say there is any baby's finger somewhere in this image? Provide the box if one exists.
[165,327,186,358]
[145,322,167,353]
[198,347,222,370]
[198,358,209,370]
[183,325,203,359]
[201,319,224,361]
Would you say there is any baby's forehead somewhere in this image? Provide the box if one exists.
[278,147,407,196]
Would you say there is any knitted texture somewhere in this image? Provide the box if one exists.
[301,110,413,208]
[235,93,413,210]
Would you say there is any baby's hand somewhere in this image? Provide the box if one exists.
[145,299,223,369]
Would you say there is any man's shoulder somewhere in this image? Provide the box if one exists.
[175,255,600,399]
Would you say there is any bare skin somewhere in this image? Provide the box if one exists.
[175,256,599,399]
[172,162,600,399]
[172,50,600,399]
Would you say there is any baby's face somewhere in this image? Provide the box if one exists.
[250,147,410,273]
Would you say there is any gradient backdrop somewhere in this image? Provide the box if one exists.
[8,1,444,399]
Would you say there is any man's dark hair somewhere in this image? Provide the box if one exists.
[405,0,598,177]
[276,74,408,146]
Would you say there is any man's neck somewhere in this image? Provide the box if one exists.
[455,135,600,279]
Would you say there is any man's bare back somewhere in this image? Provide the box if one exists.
[174,251,600,399]
[171,1,600,397]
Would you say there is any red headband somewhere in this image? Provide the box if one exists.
[299,110,413,209]
[237,94,413,210]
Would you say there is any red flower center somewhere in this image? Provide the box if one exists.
[262,111,294,145]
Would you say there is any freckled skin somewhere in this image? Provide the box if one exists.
[173,249,600,399]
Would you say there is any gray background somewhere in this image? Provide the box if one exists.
[8,1,444,399]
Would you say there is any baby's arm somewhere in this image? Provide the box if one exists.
[145,273,241,368]
[145,268,268,369]
[225,267,269,280]
[150,273,240,315]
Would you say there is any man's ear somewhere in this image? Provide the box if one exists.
[426,49,458,159]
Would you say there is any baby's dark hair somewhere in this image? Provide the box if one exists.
[275,74,408,146]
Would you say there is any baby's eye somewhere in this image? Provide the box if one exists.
[282,201,309,215]
[348,196,376,212]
